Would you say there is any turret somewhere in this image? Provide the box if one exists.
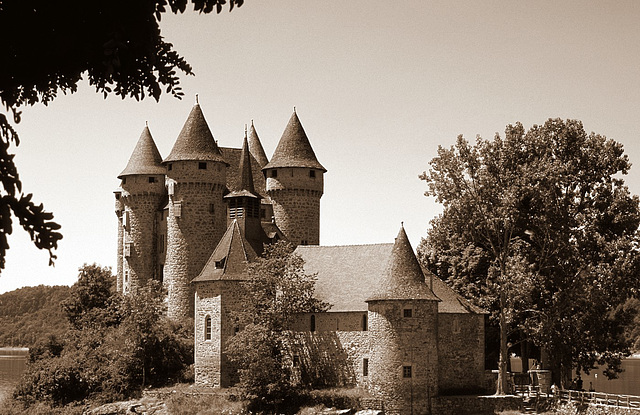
[163,98,229,319]
[247,120,269,168]
[116,124,167,294]
[262,109,325,246]
[366,225,440,415]
[224,128,268,255]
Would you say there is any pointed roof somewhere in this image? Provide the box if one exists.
[248,121,269,168]
[366,225,440,302]
[224,130,260,199]
[192,220,258,282]
[263,110,326,172]
[118,125,166,178]
[164,102,227,164]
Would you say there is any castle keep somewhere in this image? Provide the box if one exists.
[115,100,486,414]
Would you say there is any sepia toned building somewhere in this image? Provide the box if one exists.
[115,99,486,414]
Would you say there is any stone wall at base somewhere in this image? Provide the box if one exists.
[430,395,522,415]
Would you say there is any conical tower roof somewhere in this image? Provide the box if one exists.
[192,220,258,282]
[164,101,227,164]
[263,110,326,172]
[225,129,260,199]
[118,125,166,178]
[367,225,440,302]
[248,121,269,168]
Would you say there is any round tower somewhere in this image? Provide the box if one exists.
[163,100,229,320]
[366,225,441,415]
[116,124,167,294]
[262,110,326,246]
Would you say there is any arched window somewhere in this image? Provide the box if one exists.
[205,316,212,341]
[362,314,368,331]
[310,314,316,332]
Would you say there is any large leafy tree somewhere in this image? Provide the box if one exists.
[226,241,330,410]
[419,119,640,391]
[0,0,243,272]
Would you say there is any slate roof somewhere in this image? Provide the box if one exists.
[367,226,440,302]
[164,103,227,164]
[263,110,326,172]
[221,147,268,198]
[295,243,483,314]
[248,121,269,168]
[224,132,260,199]
[118,126,166,178]
[192,220,258,282]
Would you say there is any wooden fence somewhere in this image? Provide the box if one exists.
[515,386,640,410]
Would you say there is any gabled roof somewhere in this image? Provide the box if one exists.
[224,131,260,199]
[367,226,440,302]
[192,220,258,282]
[263,110,326,172]
[164,103,227,164]
[118,125,166,178]
[248,121,269,168]
[296,242,482,314]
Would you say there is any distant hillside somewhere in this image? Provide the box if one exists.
[0,285,71,347]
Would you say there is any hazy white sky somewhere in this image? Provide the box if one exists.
[1,0,639,293]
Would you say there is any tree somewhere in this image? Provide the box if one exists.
[226,241,330,409]
[419,119,640,391]
[14,265,193,407]
[0,0,243,272]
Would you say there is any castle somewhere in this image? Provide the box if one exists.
[115,100,486,414]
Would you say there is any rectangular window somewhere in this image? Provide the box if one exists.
[403,308,413,318]
[270,170,278,178]
[124,242,132,257]
[403,365,412,378]
[309,169,316,178]
[363,358,369,377]
[199,162,207,170]
[149,176,156,183]
[168,163,172,171]
[205,316,212,340]
[173,201,182,217]
[293,355,300,366]
[260,208,266,219]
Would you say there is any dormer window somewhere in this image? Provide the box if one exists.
[199,162,207,170]
[215,258,226,269]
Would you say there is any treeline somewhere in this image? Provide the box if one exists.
[4,264,193,412]
[0,285,71,348]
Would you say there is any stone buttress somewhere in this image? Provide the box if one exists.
[115,125,166,294]
[163,101,229,319]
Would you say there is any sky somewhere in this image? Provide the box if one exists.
[1,0,640,293]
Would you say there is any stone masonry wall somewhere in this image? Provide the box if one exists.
[437,313,485,394]
[367,300,439,415]
[165,161,227,319]
[120,174,165,294]
[115,195,124,293]
[194,280,248,387]
[266,167,323,246]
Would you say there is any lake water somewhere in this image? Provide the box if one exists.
[0,347,28,403]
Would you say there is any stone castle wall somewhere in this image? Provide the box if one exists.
[194,280,248,387]
[165,161,228,319]
[266,167,323,246]
[437,313,485,394]
[119,174,166,293]
[367,300,439,415]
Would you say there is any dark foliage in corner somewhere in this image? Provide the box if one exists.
[0,0,243,273]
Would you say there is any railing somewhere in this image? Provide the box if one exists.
[515,387,640,410]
